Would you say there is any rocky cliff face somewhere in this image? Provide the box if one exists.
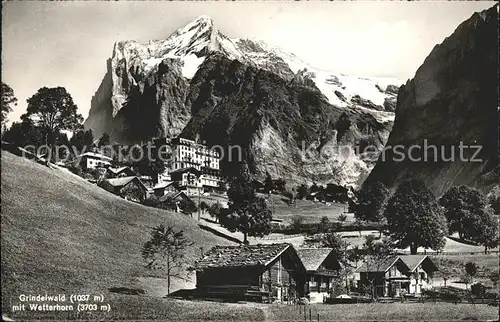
[365,5,499,196]
[85,15,401,187]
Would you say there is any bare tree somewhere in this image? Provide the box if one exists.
[142,225,193,295]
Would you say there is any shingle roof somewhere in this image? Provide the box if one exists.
[355,256,404,273]
[105,176,146,190]
[108,166,131,174]
[196,243,291,269]
[153,181,174,190]
[158,191,187,202]
[169,167,201,175]
[78,152,112,161]
[296,248,334,271]
[399,255,432,272]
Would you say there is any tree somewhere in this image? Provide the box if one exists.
[440,185,487,239]
[353,219,363,237]
[179,200,197,217]
[283,189,295,206]
[297,184,308,200]
[318,216,330,234]
[159,198,178,212]
[208,202,225,222]
[490,194,500,215]
[465,262,478,286]
[264,172,274,194]
[355,181,391,223]
[219,168,272,243]
[199,201,209,214]
[23,87,83,163]
[1,82,17,126]
[362,235,394,299]
[438,266,452,287]
[291,215,305,233]
[98,132,110,147]
[141,225,193,295]
[321,231,345,251]
[468,207,499,254]
[384,180,448,254]
[488,271,499,288]
[347,245,364,268]
[338,213,348,223]
[320,231,352,291]
[134,149,166,182]
[441,186,499,253]
[217,179,227,193]
[69,129,94,154]
[274,179,286,193]
[1,119,45,148]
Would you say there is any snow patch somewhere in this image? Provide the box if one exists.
[181,55,206,79]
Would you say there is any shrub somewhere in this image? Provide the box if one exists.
[291,215,305,233]
[470,283,486,297]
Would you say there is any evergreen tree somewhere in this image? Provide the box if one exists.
[219,163,272,244]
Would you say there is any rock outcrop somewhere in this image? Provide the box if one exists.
[365,5,499,196]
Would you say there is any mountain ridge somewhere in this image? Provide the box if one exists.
[84,15,404,187]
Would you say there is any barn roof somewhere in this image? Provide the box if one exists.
[296,248,335,271]
[196,243,292,269]
[107,166,132,174]
[78,152,112,161]
[158,191,188,202]
[355,256,408,273]
[153,181,174,190]
[399,255,437,272]
[105,176,147,190]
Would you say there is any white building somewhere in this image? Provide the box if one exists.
[157,137,221,195]
[78,152,112,170]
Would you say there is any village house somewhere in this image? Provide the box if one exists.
[398,255,438,295]
[169,166,202,196]
[157,191,194,212]
[78,152,112,170]
[106,166,136,178]
[99,176,148,203]
[152,181,179,197]
[355,255,437,297]
[195,243,306,303]
[296,248,342,303]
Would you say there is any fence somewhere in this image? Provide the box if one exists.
[292,302,321,322]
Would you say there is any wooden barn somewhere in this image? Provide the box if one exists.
[99,176,148,203]
[296,248,341,303]
[195,243,306,303]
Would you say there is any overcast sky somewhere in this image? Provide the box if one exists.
[2,1,494,124]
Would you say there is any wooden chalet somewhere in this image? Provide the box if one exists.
[99,176,148,203]
[106,166,136,178]
[296,248,342,303]
[152,181,179,198]
[355,255,437,297]
[157,191,194,212]
[195,243,306,303]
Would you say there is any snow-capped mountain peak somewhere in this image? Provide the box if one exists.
[102,16,402,121]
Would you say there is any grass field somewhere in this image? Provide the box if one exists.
[1,152,234,319]
[432,253,499,279]
[268,302,499,321]
[267,194,352,224]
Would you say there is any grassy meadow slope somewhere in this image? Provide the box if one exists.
[1,152,237,319]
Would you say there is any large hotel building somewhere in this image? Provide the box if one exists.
[155,137,221,196]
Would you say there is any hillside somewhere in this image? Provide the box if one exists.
[1,152,233,319]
